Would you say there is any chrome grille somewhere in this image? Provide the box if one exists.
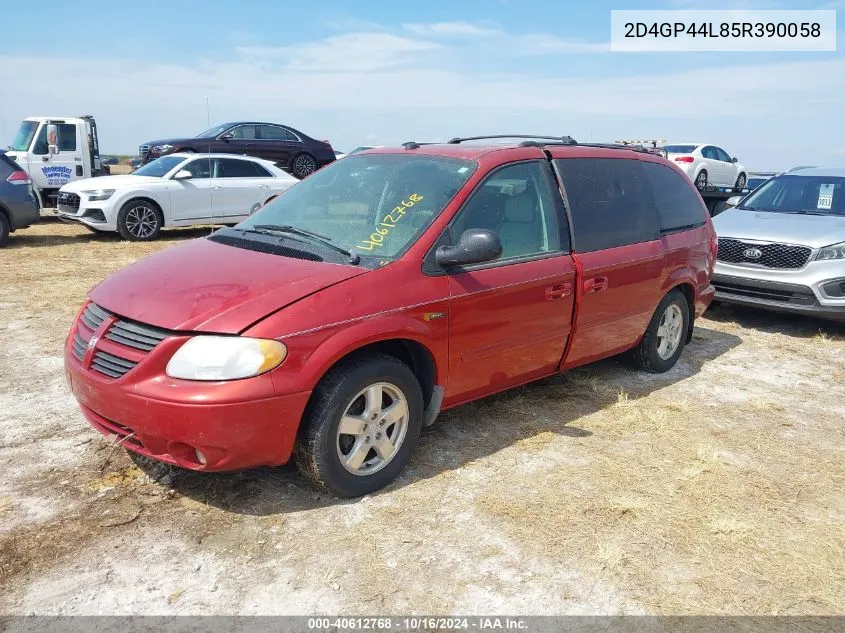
[72,302,173,379]
[105,319,169,351]
[717,238,812,270]
[57,191,80,213]
[71,333,87,361]
[92,351,138,378]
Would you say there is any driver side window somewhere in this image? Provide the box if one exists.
[449,161,563,261]
[183,158,213,179]
[228,125,256,140]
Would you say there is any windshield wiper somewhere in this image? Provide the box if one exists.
[244,224,360,264]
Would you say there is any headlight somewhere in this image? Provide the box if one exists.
[166,336,287,381]
[82,189,115,201]
[152,144,173,153]
[817,241,845,261]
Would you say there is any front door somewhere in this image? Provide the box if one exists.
[552,156,664,369]
[30,122,85,198]
[166,156,224,223]
[440,160,576,406]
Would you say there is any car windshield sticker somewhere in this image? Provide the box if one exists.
[356,193,423,251]
[817,184,834,210]
[41,165,72,186]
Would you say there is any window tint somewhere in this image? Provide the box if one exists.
[32,126,48,155]
[641,162,707,233]
[218,158,266,178]
[451,161,562,261]
[701,146,718,160]
[555,158,659,253]
[663,145,697,154]
[258,125,296,141]
[229,125,256,140]
[58,124,77,152]
[714,147,731,162]
[184,157,212,179]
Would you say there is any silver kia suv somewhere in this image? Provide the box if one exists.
[712,167,845,321]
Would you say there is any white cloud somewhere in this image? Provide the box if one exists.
[0,21,842,170]
[403,21,500,38]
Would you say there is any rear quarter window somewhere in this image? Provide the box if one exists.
[555,158,659,253]
[641,161,708,233]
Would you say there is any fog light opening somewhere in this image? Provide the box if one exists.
[195,449,207,465]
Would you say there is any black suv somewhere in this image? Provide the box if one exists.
[0,151,40,247]
[139,122,336,178]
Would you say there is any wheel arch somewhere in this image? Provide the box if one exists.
[118,195,165,222]
[311,337,439,412]
[668,280,696,344]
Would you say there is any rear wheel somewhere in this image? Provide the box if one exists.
[629,290,690,373]
[295,353,423,497]
[116,199,163,241]
[695,170,708,190]
[291,153,317,179]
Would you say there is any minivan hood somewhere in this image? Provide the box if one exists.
[88,238,367,333]
[713,208,845,249]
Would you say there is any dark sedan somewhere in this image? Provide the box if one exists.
[138,122,336,178]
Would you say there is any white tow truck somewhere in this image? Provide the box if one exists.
[5,115,106,209]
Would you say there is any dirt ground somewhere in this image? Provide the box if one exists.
[1,221,843,615]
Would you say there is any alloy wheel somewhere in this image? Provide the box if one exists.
[124,205,159,239]
[336,382,409,476]
[656,304,684,360]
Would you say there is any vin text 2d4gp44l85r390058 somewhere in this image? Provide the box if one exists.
[65,135,717,497]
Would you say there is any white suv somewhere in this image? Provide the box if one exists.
[56,153,297,241]
[663,143,747,191]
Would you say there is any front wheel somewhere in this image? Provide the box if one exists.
[629,290,690,373]
[291,152,317,179]
[116,199,163,241]
[295,353,424,497]
[735,173,747,189]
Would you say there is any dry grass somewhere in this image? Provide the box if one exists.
[0,221,843,615]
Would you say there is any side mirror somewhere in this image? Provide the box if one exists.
[173,169,193,180]
[220,133,233,141]
[47,124,59,155]
[435,228,502,268]
[731,157,738,163]
[725,195,742,208]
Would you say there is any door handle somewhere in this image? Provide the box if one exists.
[584,276,609,294]
[211,185,222,190]
[545,283,573,300]
[259,184,270,188]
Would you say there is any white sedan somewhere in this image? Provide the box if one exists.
[662,143,748,191]
[56,153,297,241]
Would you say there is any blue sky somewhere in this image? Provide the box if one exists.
[1,0,842,169]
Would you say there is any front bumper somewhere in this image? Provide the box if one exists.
[65,334,312,471]
[56,198,117,231]
[713,272,845,321]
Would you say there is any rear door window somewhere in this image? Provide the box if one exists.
[554,158,659,253]
[641,161,708,234]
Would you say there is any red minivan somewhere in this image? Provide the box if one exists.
[65,136,717,497]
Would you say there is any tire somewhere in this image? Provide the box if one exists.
[695,170,708,190]
[629,290,690,373]
[116,199,163,241]
[735,173,747,189]
[291,152,318,179]
[0,212,10,248]
[295,352,424,498]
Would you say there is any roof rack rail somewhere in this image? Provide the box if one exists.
[447,134,577,145]
[615,138,666,148]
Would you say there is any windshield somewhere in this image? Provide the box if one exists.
[663,144,698,154]
[131,155,186,177]
[196,124,231,139]
[740,175,845,215]
[9,121,39,152]
[238,153,477,258]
